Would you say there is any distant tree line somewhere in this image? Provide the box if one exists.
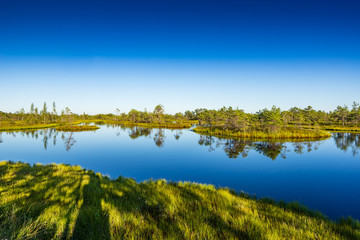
[1,102,360,131]
[192,102,360,133]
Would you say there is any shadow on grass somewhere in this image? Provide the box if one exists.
[72,174,111,240]
[0,162,112,239]
[1,161,359,239]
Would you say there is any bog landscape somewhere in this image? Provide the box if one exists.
[1,0,360,239]
[1,103,360,239]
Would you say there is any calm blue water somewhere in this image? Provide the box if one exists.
[1,125,359,221]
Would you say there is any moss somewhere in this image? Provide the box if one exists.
[0,161,359,239]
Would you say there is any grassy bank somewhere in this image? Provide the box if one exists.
[302,125,360,133]
[56,125,100,132]
[1,161,359,239]
[0,123,59,132]
[193,127,332,140]
[119,121,192,129]
[81,120,193,129]
[322,126,360,133]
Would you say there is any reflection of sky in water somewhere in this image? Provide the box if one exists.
[0,126,359,221]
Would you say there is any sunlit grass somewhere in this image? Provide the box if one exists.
[83,120,193,129]
[56,125,100,132]
[322,126,360,133]
[193,126,332,140]
[0,123,60,131]
[0,161,359,239]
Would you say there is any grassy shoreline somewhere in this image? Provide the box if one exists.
[301,125,360,133]
[81,120,194,129]
[193,127,332,140]
[0,161,359,239]
[322,126,360,133]
[120,121,192,129]
[56,125,100,132]
[0,123,60,132]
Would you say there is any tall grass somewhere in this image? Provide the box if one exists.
[193,127,332,140]
[79,120,193,129]
[56,125,100,132]
[0,123,60,132]
[0,161,359,239]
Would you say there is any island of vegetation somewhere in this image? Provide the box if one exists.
[1,101,360,139]
[56,125,100,132]
[1,161,359,240]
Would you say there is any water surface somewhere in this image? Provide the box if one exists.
[1,125,359,220]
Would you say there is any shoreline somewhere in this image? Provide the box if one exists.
[192,126,332,140]
[0,160,359,239]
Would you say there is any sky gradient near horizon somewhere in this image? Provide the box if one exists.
[1,0,360,114]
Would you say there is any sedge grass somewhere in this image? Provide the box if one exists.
[0,123,60,132]
[56,125,100,132]
[193,127,332,140]
[0,161,359,239]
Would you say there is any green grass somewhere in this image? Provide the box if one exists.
[56,125,100,132]
[83,120,193,129]
[322,126,360,133]
[119,121,192,129]
[1,161,359,239]
[193,127,332,140]
[0,123,60,132]
[296,125,360,133]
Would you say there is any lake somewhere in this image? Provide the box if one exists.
[0,124,359,221]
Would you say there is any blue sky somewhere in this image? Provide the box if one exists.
[1,0,359,114]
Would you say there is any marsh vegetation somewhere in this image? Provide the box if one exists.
[1,103,360,238]
[1,102,360,137]
[1,161,359,240]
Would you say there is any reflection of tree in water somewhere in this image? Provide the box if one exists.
[42,129,49,150]
[53,130,58,146]
[115,125,121,137]
[153,128,166,148]
[62,132,76,151]
[197,135,323,160]
[224,139,253,158]
[0,132,2,143]
[1,129,70,150]
[254,142,286,160]
[128,127,152,139]
[198,135,215,152]
[125,126,166,148]
[174,130,183,140]
[333,132,360,156]
[38,129,59,150]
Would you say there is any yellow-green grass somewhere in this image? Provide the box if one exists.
[83,120,192,129]
[1,161,359,239]
[0,123,59,132]
[193,127,332,140]
[322,126,360,133]
[56,125,100,132]
[301,125,360,133]
[119,121,191,129]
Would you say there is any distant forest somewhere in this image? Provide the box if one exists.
[1,102,360,132]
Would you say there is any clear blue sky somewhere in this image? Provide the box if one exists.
[1,0,359,114]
